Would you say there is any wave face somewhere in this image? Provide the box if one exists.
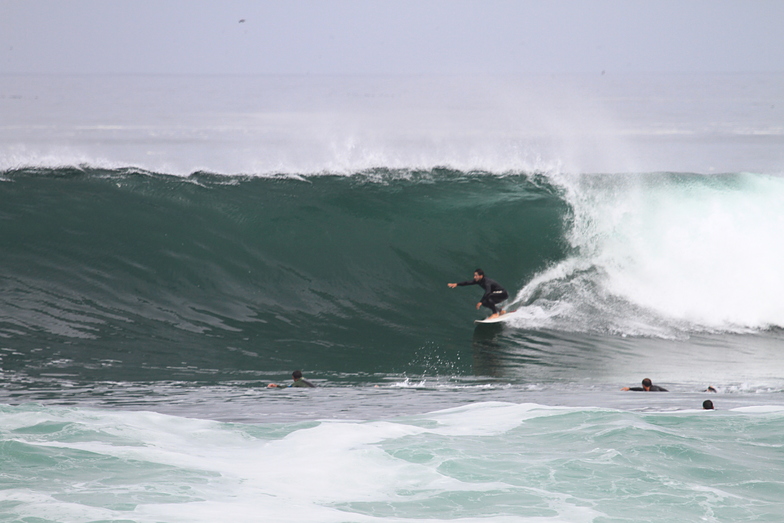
[2,167,783,384]
[0,168,566,381]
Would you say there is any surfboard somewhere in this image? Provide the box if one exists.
[474,311,516,325]
[474,316,507,324]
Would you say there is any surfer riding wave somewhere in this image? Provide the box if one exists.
[448,268,509,319]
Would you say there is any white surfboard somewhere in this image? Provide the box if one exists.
[474,315,508,324]
[474,310,516,325]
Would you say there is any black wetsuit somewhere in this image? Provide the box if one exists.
[457,277,509,314]
[273,378,315,388]
[291,378,315,388]
[628,385,668,392]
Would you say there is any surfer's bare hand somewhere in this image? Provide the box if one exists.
[448,283,457,288]
[476,302,482,309]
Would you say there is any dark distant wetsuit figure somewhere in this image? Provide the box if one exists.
[448,268,509,318]
[268,370,315,388]
[621,378,668,392]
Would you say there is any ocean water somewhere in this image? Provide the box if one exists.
[1,74,784,522]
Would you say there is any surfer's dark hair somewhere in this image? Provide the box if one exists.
[642,378,652,388]
[474,268,484,276]
[703,400,714,410]
[292,370,303,379]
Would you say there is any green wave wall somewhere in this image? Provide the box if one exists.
[0,168,568,381]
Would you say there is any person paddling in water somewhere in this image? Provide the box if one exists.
[448,268,509,320]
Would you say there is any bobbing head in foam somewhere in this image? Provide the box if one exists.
[621,378,668,392]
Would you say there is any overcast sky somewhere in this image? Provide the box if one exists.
[2,0,784,75]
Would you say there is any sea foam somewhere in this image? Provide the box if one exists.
[512,171,784,334]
